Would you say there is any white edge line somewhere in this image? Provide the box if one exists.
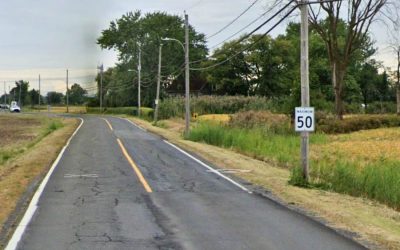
[123,117,147,131]
[5,118,84,250]
[119,116,251,193]
[163,140,252,194]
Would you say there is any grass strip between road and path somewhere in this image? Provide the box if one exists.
[0,114,79,248]
[128,116,400,250]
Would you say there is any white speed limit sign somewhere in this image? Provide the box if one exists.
[295,107,315,132]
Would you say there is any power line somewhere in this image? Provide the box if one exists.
[190,0,295,65]
[208,0,281,51]
[206,0,260,39]
[190,2,298,71]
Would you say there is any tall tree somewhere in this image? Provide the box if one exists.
[28,89,40,108]
[388,31,400,115]
[358,61,379,108]
[308,0,396,118]
[46,92,64,105]
[10,80,29,106]
[97,11,208,106]
[68,83,88,105]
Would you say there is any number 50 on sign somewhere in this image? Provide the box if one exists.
[295,107,315,132]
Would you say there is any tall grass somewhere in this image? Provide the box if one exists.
[187,122,326,167]
[312,160,400,209]
[86,107,154,120]
[187,121,400,210]
[159,95,271,119]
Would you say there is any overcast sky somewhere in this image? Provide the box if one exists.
[0,0,396,95]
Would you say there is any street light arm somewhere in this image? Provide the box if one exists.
[162,37,185,52]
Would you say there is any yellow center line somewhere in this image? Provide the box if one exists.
[102,118,114,131]
[116,138,153,193]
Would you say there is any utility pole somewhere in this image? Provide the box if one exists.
[300,0,310,181]
[18,82,21,107]
[154,44,162,123]
[98,64,104,111]
[3,81,6,104]
[66,69,69,113]
[137,43,142,117]
[38,75,41,108]
[184,12,190,135]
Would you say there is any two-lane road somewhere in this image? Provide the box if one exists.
[8,116,365,250]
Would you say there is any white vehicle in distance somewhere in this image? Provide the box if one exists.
[10,101,21,112]
[0,104,10,110]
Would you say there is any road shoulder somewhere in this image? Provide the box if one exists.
[0,116,79,248]
[129,117,400,250]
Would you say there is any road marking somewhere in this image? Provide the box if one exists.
[163,140,252,194]
[102,118,113,131]
[116,138,153,193]
[64,174,98,178]
[206,169,252,174]
[121,117,147,131]
[5,118,85,250]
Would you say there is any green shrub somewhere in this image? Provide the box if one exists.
[228,111,292,134]
[366,102,397,114]
[318,115,400,134]
[289,167,310,187]
[47,121,63,132]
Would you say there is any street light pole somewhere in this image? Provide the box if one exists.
[154,44,163,123]
[98,64,104,111]
[300,0,310,181]
[137,43,142,117]
[184,12,190,136]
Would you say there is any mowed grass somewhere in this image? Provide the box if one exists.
[0,114,78,244]
[187,122,400,210]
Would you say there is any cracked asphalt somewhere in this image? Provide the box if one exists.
[15,116,365,250]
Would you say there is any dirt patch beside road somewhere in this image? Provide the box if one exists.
[0,116,42,147]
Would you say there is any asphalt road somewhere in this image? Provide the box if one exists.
[10,116,365,250]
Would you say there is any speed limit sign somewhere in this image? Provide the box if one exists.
[295,107,315,132]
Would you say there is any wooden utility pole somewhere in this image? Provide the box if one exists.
[154,44,162,123]
[184,12,190,135]
[397,49,400,115]
[137,43,142,117]
[66,69,69,113]
[38,75,41,108]
[18,82,21,107]
[300,0,310,181]
[3,81,6,104]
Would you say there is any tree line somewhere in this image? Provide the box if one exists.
[0,81,88,107]
[93,2,399,117]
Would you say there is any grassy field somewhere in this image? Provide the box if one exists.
[187,120,400,210]
[0,114,78,246]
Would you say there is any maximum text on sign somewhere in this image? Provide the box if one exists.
[295,107,315,132]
